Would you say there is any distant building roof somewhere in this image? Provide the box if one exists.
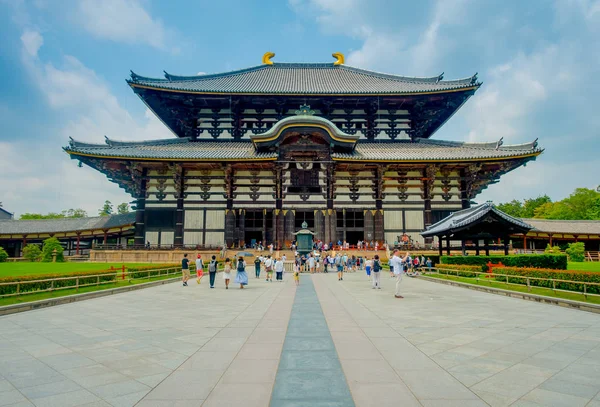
[422,202,532,237]
[0,213,136,236]
[0,208,14,218]
[64,137,541,162]
[521,219,600,236]
[128,63,480,96]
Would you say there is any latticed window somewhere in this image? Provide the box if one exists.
[288,169,321,193]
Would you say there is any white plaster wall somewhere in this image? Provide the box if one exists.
[205,210,225,229]
[161,231,174,246]
[405,211,424,230]
[184,232,202,246]
[205,232,224,245]
[184,210,204,229]
[385,211,403,230]
[145,231,159,245]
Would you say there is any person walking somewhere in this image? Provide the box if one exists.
[195,254,204,285]
[254,256,262,279]
[181,253,191,287]
[365,257,372,280]
[293,261,300,286]
[223,258,232,289]
[265,255,273,282]
[235,256,248,289]
[390,250,409,298]
[426,257,433,272]
[275,257,284,281]
[372,255,382,289]
[308,254,316,274]
[336,253,344,281]
[208,255,218,288]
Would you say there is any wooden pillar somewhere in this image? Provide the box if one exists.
[262,209,267,244]
[238,209,245,248]
[523,234,527,252]
[475,239,480,256]
[76,233,81,255]
[549,234,553,246]
[423,167,433,244]
[485,240,490,256]
[103,230,108,245]
[446,236,451,255]
[461,240,466,255]
[438,236,443,257]
[504,235,509,255]
[460,168,471,209]
[133,168,148,247]
[174,166,185,247]
[225,210,236,248]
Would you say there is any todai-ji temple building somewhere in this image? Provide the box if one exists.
[64,53,543,248]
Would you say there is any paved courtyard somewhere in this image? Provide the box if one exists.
[1,272,600,407]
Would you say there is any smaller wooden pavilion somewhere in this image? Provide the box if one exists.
[421,202,532,255]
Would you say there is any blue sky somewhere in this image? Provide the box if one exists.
[0,0,599,217]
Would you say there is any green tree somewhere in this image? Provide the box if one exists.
[98,200,113,217]
[23,244,42,262]
[0,247,8,262]
[496,199,524,217]
[116,203,130,214]
[544,244,562,254]
[41,237,65,262]
[565,242,585,262]
[522,195,552,218]
[20,212,65,220]
[62,208,87,218]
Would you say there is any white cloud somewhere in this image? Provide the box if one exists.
[20,30,43,57]
[4,30,173,216]
[75,0,168,49]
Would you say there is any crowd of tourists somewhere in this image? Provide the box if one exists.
[180,249,432,297]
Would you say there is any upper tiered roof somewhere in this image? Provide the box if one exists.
[128,63,480,96]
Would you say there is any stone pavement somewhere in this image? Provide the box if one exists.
[0,272,598,407]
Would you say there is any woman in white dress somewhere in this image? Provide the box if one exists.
[222,258,232,289]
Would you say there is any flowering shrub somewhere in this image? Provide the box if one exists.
[489,266,600,294]
[440,254,567,271]
[435,264,481,277]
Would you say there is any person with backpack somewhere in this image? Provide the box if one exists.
[208,255,218,288]
[254,256,262,279]
[181,253,190,287]
[365,257,373,279]
[336,253,344,281]
[264,255,273,282]
[372,255,382,289]
[222,258,232,289]
[235,256,248,289]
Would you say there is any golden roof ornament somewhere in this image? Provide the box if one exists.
[332,52,345,65]
[262,52,275,65]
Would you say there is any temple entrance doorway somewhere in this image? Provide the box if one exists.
[345,230,364,246]
[244,230,263,248]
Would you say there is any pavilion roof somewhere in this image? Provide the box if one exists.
[0,213,136,236]
[64,137,541,162]
[522,218,600,236]
[421,202,533,237]
[127,63,480,96]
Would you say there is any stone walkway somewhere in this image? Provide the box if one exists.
[0,272,599,406]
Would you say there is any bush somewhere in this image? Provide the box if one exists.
[23,244,42,262]
[440,254,568,271]
[0,270,117,296]
[544,244,562,254]
[565,242,585,262]
[41,237,64,262]
[490,266,600,294]
[0,247,7,262]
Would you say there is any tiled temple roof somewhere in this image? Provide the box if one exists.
[521,219,600,236]
[0,213,136,236]
[422,202,533,237]
[127,63,480,95]
[64,137,541,162]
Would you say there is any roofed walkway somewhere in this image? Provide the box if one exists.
[1,272,600,406]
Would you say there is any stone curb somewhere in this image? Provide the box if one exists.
[0,278,180,316]
[418,275,600,314]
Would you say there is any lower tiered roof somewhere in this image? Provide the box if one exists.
[65,137,542,163]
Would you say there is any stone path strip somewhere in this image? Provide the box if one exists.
[270,277,354,407]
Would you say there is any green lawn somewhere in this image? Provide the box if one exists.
[0,262,159,278]
[425,273,600,305]
[0,273,180,307]
[568,262,600,272]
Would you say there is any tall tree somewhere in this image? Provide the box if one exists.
[496,199,524,218]
[117,203,130,214]
[98,200,113,217]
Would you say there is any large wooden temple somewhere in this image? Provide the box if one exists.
[64,53,543,248]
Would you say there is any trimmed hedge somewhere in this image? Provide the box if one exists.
[0,247,7,263]
[440,254,567,272]
[435,264,481,277]
[0,270,117,295]
[128,264,180,279]
[490,266,600,294]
